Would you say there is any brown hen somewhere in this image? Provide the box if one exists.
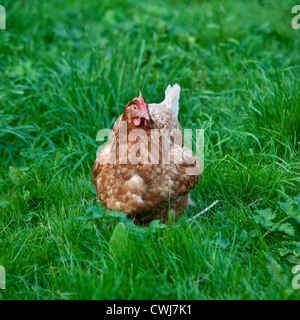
[92,84,202,226]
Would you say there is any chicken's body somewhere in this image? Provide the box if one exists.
[92,84,202,226]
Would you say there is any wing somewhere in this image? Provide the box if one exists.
[138,143,201,208]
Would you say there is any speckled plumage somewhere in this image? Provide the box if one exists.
[92,84,201,226]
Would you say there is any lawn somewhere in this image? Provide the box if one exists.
[0,0,300,300]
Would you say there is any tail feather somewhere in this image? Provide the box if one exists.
[163,84,181,119]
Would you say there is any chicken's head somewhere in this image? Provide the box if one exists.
[123,92,151,126]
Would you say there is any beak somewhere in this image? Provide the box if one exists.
[140,112,150,121]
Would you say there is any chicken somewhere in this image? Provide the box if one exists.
[92,84,202,226]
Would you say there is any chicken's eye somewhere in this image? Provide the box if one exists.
[132,106,137,110]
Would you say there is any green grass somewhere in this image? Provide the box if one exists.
[0,0,300,300]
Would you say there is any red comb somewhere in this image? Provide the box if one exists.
[138,91,147,112]
[138,91,143,103]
